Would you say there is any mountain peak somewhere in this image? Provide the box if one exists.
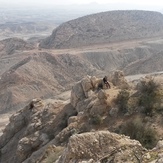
[40,10,163,49]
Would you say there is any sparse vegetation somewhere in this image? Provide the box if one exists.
[120,117,158,149]
[89,114,102,125]
[116,89,130,113]
[138,78,161,115]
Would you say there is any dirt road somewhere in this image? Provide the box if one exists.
[28,36,163,56]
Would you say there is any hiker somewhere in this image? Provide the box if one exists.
[103,76,111,89]
[97,76,111,90]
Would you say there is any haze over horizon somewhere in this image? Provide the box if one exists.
[0,0,163,12]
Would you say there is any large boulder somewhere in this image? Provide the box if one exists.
[70,75,102,108]
[57,131,145,163]
[111,70,129,89]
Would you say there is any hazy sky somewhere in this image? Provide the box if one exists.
[0,0,163,6]
[0,0,163,11]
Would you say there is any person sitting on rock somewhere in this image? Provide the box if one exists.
[97,76,111,90]
[103,76,111,89]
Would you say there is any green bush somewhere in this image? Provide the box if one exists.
[90,114,102,125]
[120,117,158,149]
[138,78,160,115]
[116,89,130,113]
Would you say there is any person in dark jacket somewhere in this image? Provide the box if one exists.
[103,76,111,89]
[97,76,111,90]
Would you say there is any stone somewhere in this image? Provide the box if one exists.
[109,107,119,117]
[156,140,163,149]
[111,70,129,89]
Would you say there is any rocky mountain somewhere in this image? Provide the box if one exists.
[0,36,163,113]
[40,10,163,49]
[0,48,101,113]
[0,74,163,162]
[1,9,163,163]
[0,11,163,115]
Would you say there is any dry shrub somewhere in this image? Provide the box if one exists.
[138,78,161,115]
[120,117,158,149]
[115,89,130,113]
[89,114,102,125]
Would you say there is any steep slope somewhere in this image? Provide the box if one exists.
[124,51,163,75]
[0,37,34,55]
[123,40,163,74]
[0,52,101,113]
[0,99,77,163]
[40,10,163,49]
[1,37,163,113]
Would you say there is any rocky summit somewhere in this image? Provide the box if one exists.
[0,73,163,163]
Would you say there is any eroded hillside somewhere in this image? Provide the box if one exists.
[0,10,163,114]
[40,10,163,49]
[0,36,163,113]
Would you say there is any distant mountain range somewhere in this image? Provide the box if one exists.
[40,10,163,49]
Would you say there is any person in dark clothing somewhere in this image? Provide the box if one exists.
[103,76,111,89]
[97,76,111,90]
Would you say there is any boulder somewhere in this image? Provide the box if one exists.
[57,131,145,163]
[70,75,102,108]
[111,70,129,89]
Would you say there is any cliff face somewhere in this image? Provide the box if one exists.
[40,10,163,49]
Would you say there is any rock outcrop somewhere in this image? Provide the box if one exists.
[0,75,111,163]
[57,131,145,163]
[0,98,77,163]
[1,75,163,163]
[110,70,129,89]
[70,75,102,108]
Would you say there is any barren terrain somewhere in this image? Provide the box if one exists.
[0,36,163,113]
[1,9,163,163]
[0,36,163,133]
